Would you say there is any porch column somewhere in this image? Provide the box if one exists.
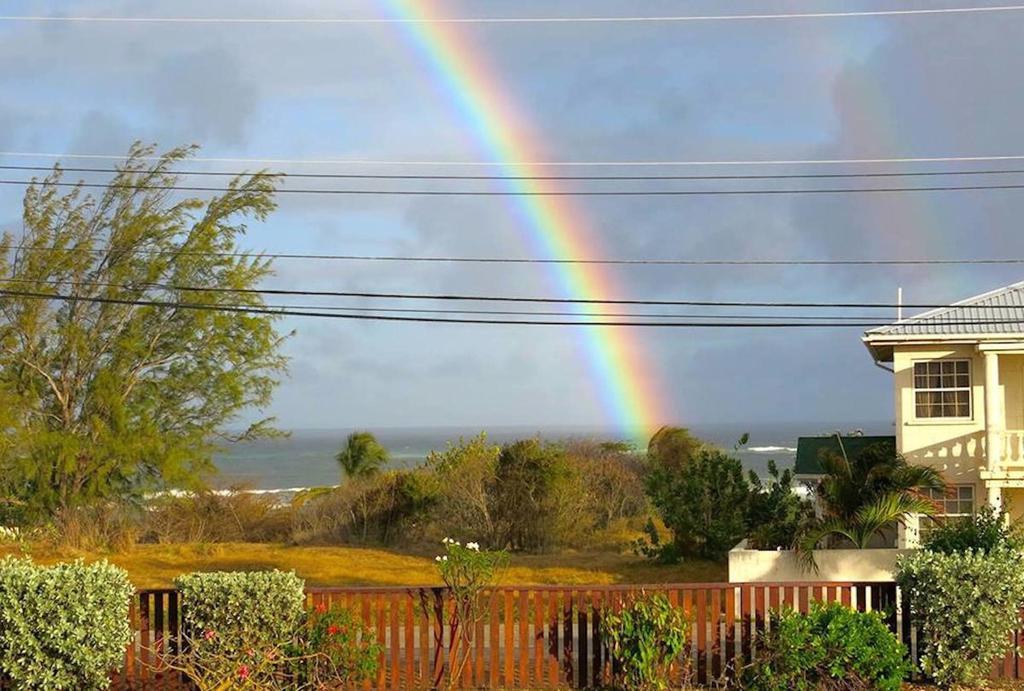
[985,351,1003,507]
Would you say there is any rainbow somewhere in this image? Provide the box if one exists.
[384,1,672,439]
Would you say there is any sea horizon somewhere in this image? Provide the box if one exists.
[212,420,895,491]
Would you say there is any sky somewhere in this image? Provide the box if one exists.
[2,0,1023,434]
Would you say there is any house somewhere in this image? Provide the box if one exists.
[863,280,1024,546]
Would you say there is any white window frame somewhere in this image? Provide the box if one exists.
[912,359,972,421]
[917,485,976,543]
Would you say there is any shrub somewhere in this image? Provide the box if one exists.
[745,460,815,550]
[601,592,689,691]
[141,488,293,544]
[744,602,907,691]
[642,447,750,561]
[0,557,133,690]
[896,546,1024,687]
[435,538,508,687]
[174,570,305,688]
[292,470,436,546]
[290,601,381,685]
[922,504,1020,554]
[490,439,591,552]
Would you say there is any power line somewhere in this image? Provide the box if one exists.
[2,288,1023,328]
[5,244,1024,267]
[1,5,1022,24]
[210,301,927,321]
[7,151,1024,168]
[0,276,1004,309]
[8,178,1024,197]
[10,163,1024,181]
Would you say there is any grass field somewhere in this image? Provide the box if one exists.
[1,542,727,589]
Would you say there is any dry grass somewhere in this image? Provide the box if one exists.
[0,542,726,589]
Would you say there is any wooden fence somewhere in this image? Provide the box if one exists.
[6,581,1024,688]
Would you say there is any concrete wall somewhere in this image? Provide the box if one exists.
[728,546,915,583]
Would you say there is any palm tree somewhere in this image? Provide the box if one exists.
[336,431,389,480]
[797,438,946,567]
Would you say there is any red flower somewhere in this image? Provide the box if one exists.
[238,664,250,680]
[327,624,340,636]
[203,630,216,641]
[315,602,328,614]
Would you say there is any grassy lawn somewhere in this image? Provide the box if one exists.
[1,542,726,589]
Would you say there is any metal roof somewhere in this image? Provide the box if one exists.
[794,434,896,477]
[865,279,1024,337]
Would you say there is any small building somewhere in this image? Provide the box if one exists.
[863,279,1024,544]
[794,434,897,484]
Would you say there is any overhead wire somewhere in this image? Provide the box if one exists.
[2,5,1023,24]
[6,178,1024,196]
[3,244,1023,266]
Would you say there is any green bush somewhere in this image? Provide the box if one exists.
[601,593,689,691]
[643,447,750,561]
[0,557,133,690]
[896,546,1024,687]
[744,602,908,691]
[174,570,305,688]
[922,504,1020,554]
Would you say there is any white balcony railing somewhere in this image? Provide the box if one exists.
[1001,430,1024,468]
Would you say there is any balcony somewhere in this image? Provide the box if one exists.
[999,430,1024,470]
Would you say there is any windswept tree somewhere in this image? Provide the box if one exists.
[336,432,389,480]
[0,143,288,517]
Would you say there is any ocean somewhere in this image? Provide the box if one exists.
[211,421,894,491]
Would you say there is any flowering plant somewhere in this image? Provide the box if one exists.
[288,601,381,684]
[435,538,507,688]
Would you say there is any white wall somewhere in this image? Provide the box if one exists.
[728,546,915,583]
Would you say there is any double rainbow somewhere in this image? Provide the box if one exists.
[385,1,671,439]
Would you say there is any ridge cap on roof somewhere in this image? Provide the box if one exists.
[865,278,1024,337]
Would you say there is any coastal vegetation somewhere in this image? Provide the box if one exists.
[0,143,288,526]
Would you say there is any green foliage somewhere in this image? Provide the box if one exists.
[0,557,133,690]
[744,602,908,691]
[490,439,588,552]
[175,570,306,688]
[923,504,1021,554]
[0,143,287,517]
[601,593,689,691]
[745,460,815,550]
[798,440,945,565]
[291,601,381,685]
[896,547,1024,687]
[643,447,750,561]
[335,431,389,480]
[645,426,702,473]
[426,434,501,544]
[435,538,508,687]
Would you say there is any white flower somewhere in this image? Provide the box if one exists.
[435,556,442,562]
[441,556,448,561]
[467,542,480,551]
[442,537,451,544]
[454,541,461,546]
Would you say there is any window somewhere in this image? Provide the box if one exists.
[913,360,971,418]
[919,485,975,542]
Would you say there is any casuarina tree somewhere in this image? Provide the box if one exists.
[0,143,288,517]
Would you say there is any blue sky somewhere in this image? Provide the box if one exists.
[3,0,1023,432]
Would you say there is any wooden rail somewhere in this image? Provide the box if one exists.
[4,581,1024,688]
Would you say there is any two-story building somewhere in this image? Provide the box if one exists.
[863,280,1024,543]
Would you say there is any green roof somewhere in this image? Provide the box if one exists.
[794,435,896,476]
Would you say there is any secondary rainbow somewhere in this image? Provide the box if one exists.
[384,0,672,438]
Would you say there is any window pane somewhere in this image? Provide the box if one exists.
[914,362,927,376]
[956,361,969,375]
[941,361,954,374]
